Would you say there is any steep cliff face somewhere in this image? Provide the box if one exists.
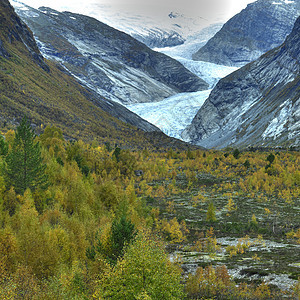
[193,0,300,67]
[13,4,208,104]
[183,16,300,149]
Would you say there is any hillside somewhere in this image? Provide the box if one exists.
[183,16,300,149]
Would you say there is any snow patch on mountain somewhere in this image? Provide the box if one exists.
[273,0,295,4]
[262,100,293,139]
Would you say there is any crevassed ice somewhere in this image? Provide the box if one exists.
[127,90,212,140]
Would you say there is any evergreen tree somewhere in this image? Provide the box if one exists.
[267,153,275,165]
[0,135,8,156]
[110,214,137,263]
[233,149,240,159]
[5,117,48,194]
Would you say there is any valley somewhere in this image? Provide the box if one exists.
[0,128,299,298]
[0,0,299,299]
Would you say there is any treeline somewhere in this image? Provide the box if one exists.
[0,118,299,299]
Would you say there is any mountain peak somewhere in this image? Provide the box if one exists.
[168,12,182,19]
[193,0,300,67]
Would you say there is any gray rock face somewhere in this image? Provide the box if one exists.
[183,16,300,149]
[14,5,208,104]
[83,88,160,132]
[193,0,300,67]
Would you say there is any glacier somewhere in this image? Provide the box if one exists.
[128,37,238,139]
[127,90,212,139]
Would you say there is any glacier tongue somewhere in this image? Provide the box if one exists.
[127,90,212,140]
[173,58,238,88]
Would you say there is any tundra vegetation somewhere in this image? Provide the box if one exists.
[0,119,299,299]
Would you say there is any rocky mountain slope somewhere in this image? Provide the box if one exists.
[0,0,168,147]
[193,0,300,67]
[12,2,208,105]
[182,16,300,149]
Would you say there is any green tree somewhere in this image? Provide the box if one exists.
[0,135,8,156]
[112,146,121,162]
[88,214,137,264]
[233,149,240,159]
[243,159,250,169]
[206,201,217,222]
[5,117,48,194]
[99,232,185,299]
[266,153,275,165]
[109,214,137,263]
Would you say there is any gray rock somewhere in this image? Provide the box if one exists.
[193,0,300,67]
[183,16,300,149]
[134,170,144,176]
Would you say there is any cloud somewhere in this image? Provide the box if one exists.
[16,0,256,20]
[92,0,232,17]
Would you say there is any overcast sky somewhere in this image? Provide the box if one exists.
[15,0,257,20]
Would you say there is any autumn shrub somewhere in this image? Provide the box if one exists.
[13,191,60,279]
[9,265,41,300]
[186,265,277,300]
[95,180,122,211]
[2,186,18,216]
[186,265,234,298]
[0,228,18,281]
[206,201,217,222]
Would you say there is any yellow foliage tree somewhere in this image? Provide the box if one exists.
[98,232,184,299]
